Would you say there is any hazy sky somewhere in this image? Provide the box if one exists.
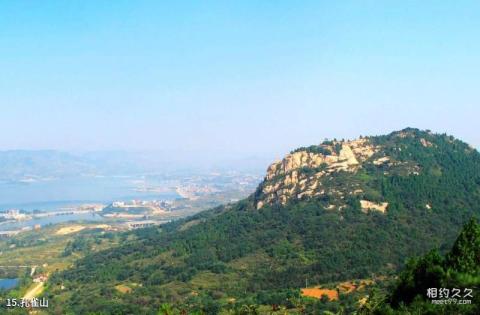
[1,1,479,161]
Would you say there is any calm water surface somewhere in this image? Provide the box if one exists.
[0,278,19,290]
[0,176,178,231]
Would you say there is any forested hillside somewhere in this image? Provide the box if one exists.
[362,218,480,314]
[43,128,480,314]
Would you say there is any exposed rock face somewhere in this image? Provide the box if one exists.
[373,157,390,165]
[360,200,389,213]
[265,139,372,180]
[255,138,380,209]
[420,138,433,147]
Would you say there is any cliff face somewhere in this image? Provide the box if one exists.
[253,129,442,211]
[255,138,380,209]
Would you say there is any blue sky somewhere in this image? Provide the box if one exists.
[1,1,479,161]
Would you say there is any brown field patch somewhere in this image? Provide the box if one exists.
[356,279,374,290]
[338,281,356,293]
[301,279,375,301]
[55,225,85,235]
[301,288,338,300]
[115,284,132,294]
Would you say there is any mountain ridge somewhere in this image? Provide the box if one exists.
[254,127,477,212]
[46,128,480,314]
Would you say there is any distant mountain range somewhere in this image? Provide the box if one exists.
[0,150,142,180]
[0,150,270,181]
[46,128,480,314]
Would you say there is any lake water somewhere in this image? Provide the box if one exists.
[0,176,178,211]
[0,278,19,290]
[0,176,179,232]
[0,212,105,231]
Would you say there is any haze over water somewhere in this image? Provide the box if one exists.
[0,176,178,212]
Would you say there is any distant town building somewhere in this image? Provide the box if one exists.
[0,230,21,239]
[2,209,31,220]
[33,274,48,283]
[125,220,161,230]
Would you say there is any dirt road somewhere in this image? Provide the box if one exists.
[23,282,44,300]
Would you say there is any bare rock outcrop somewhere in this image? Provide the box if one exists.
[360,200,388,213]
[256,137,380,209]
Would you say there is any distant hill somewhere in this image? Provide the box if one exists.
[47,128,480,314]
[0,150,269,181]
[0,150,90,180]
[0,150,146,180]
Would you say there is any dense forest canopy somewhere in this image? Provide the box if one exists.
[362,218,480,314]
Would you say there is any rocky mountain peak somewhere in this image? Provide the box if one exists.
[253,128,478,212]
[255,137,379,209]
